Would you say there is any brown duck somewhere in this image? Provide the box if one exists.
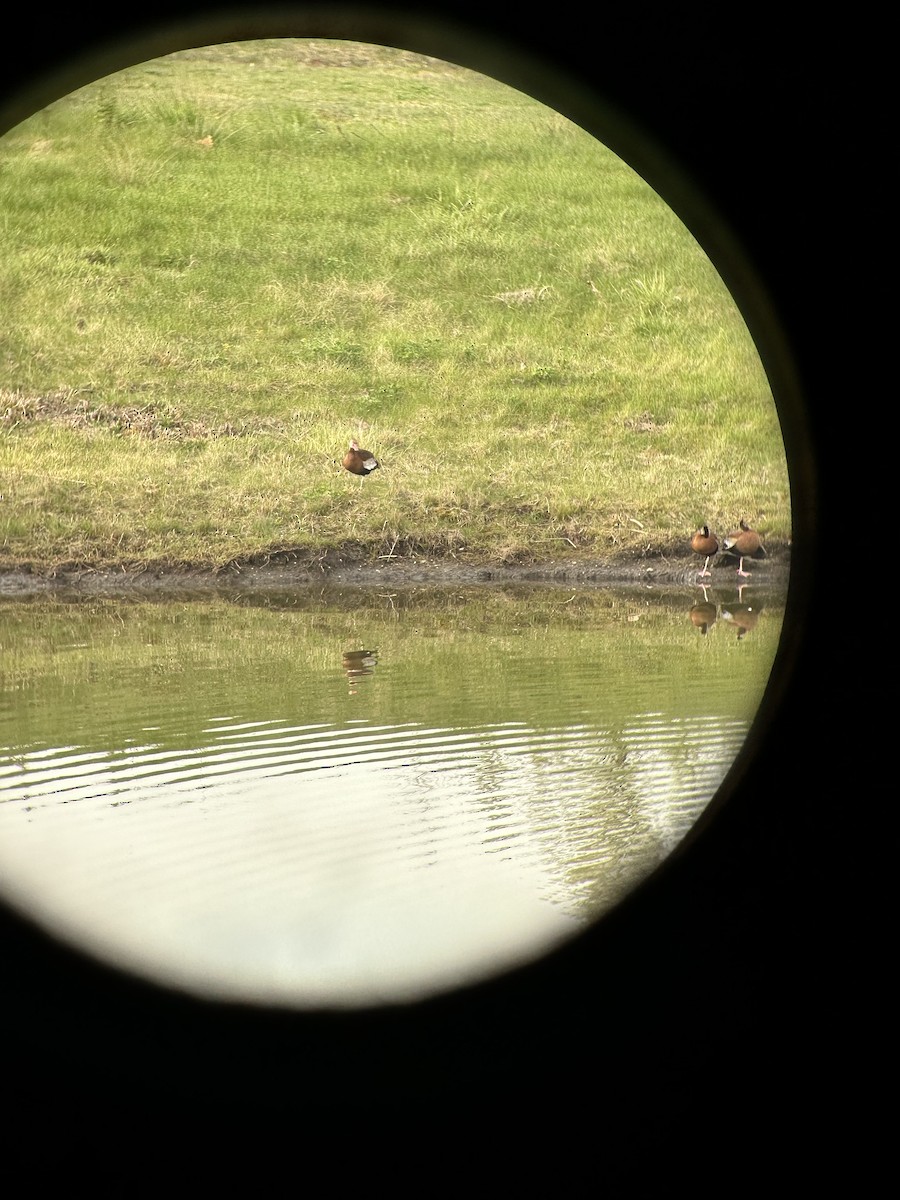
[342,439,380,477]
[722,519,766,577]
[690,525,719,577]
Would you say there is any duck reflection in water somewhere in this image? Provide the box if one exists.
[687,583,764,639]
[689,585,718,636]
[720,600,762,640]
[342,648,378,694]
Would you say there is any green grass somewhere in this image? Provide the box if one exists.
[0,39,790,570]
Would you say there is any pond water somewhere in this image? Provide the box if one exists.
[0,580,784,1007]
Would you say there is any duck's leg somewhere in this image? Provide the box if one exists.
[737,557,752,577]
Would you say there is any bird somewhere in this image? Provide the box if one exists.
[690,525,719,577]
[342,438,379,477]
[722,519,766,577]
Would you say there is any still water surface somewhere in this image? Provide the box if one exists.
[0,581,783,1006]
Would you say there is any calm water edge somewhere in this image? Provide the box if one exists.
[0,580,783,1007]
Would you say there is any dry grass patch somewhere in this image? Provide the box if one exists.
[0,388,284,439]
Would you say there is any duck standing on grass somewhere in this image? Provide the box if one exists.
[690,525,719,578]
[342,439,380,478]
[723,519,766,577]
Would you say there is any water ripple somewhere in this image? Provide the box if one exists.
[0,587,781,1007]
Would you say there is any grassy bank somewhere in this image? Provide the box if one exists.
[0,39,790,572]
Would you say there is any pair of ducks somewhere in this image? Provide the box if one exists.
[692,520,765,578]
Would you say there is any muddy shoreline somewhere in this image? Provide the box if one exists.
[0,551,791,597]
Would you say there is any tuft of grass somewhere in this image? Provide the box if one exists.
[0,39,791,572]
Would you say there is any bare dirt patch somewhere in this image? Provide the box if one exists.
[0,543,792,598]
